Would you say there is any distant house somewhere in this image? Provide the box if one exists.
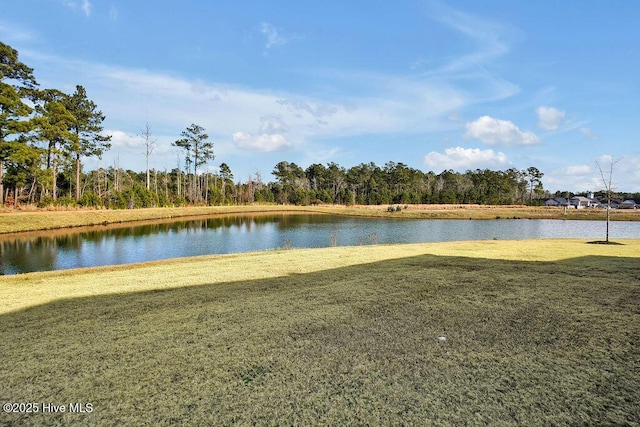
[545,197,569,207]
[620,199,638,209]
[588,198,601,208]
[569,196,592,209]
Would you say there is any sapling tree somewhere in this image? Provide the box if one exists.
[596,157,622,243]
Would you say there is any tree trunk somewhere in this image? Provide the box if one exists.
[75,154,81,200]
[163,170,168,201]
[0,160,4,206]
[47,140,54,169]
[193,171,198,203]
[52,157,58,200]
[27,180,36,203]
[193,168,198,203]
[145,154,150,191]
[204,173,209,205]
[606,195,611,243]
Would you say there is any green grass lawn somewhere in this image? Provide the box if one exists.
[1,240,639,425]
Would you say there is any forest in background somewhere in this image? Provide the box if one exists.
[3,41,638,210]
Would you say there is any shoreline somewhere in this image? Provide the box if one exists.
[1,204,638,235]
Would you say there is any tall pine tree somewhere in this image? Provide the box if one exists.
[63,85,111,200]
[0,41,38,205]
[34,89,76,200]
[173,124,214,202]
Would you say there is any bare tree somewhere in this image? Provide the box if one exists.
[596,157,622,243]
[140,122,156,190]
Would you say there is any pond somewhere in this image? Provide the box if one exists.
[2,214,640,275]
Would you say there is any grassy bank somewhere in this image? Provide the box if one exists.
[0,205,300,234]
[1,204,638,234]
[1,240,639,425]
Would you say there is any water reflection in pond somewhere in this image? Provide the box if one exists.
[1,214,639,275]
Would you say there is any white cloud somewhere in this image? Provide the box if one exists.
[259,114,289,134]
[565,164,592,175]
[465,116,539,146]
[109,5,118,21]
[424,146,510,170]
[0,20,37,43]
[22,46,530,177]
[21,17,520,159]
[428,3,512,75]
[277,99,338,118]
[233,132,292,152]
[25,53,385,144]
[417,4,520,101]
[545,155,640,193]
[63,0,91,17]
[107,130,137,148]
[81,0,91,16]
[304,147,342,164]
[233,115,293,152]
[260,22,287,49]
[594,155,623,185]
[545,163,599,192]
[594,155,640,192]
[595,154,616,167]
[536,106,565,130]
[580,127,597,139]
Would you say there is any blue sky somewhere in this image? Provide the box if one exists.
[2,0,639,192]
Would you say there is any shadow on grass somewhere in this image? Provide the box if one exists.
[587,240,625,245]
[1,253,639,426]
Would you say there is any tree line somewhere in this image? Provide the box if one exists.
[4,158,547,209]
[268,161,546,206]
[2,40,551,209]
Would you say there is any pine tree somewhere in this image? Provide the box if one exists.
[0,41,38,205]
[63,85,111,200]
[173,124,214,203]
[34,89,75,200]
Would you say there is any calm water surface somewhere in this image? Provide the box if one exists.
[2,214,639,274]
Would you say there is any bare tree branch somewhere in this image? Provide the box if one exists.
[595,157,622,242]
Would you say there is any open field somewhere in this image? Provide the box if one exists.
[0,204,639,234]
[1,240,639,425]
[321,203,640,221]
